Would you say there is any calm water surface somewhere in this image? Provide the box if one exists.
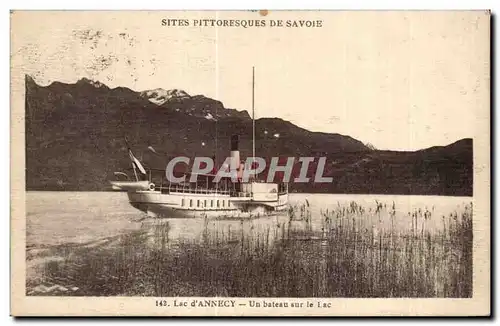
[26,191,472,248]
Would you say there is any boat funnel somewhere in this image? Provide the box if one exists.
[230,135,240,171]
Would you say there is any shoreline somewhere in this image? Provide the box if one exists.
[24,189,474,198]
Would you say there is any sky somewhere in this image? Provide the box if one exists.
[11,11,489,150]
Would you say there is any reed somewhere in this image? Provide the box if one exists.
[32,200,473,297]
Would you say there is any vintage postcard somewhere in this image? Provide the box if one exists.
[10,10,490,316]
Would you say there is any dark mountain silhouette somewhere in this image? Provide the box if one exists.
[25,75,473,195]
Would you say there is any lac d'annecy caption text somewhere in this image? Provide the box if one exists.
[156,299,332,308]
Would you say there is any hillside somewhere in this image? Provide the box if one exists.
[25,76,473,195]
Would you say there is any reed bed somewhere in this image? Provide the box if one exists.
[30,200,473,297]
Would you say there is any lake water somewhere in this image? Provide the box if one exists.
[25,191,473,297]
[26,191,472,248]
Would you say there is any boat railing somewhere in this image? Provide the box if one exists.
[156,185,287,196]
[142,170,288,196]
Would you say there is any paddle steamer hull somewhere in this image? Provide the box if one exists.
[127,190,288,219]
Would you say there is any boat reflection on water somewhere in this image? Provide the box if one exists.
[138,210,312,252]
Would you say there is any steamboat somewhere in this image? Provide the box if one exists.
[110,68,289,218]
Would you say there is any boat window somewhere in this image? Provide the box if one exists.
[181,199,185,206]
[189,199,193,207]
[204,200,207,207]
[197,200,200,207]
[211,200,214,208]
[222,200,225,208]
[217,200,220,208]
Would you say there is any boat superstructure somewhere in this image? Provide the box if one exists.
[110,136,288,218]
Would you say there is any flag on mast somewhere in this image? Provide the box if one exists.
[124,137,146,175]
[128,148,146,175]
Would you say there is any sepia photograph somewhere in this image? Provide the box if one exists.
[10,10,490,316]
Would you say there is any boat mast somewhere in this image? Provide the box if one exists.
[252,67,256,177]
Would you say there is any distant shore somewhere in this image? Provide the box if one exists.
[25,189,473,197]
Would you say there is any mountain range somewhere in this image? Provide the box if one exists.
[25,76,473,196]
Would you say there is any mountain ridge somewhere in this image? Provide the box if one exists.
[25,75,473,195]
